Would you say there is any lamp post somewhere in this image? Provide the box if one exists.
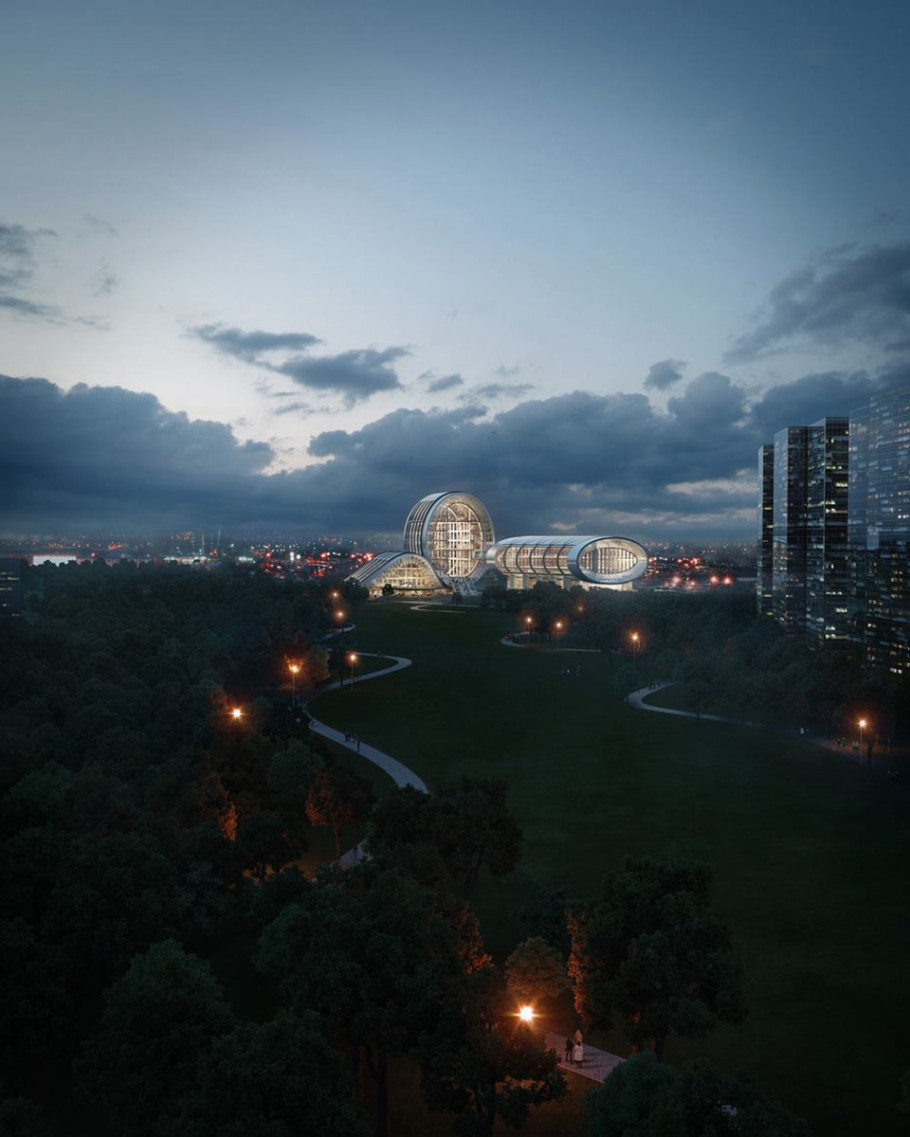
[630,631,640,668]
[858,718,869,766]
[524,614,534,644]
[230,707,243,723]
[347,651,358,688]
[554,619,564,651]
[289,662,300,707]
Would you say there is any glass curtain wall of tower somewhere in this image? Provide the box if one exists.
[852,387,910,673]
[757,444,775,617]
[772,426,809,632]
[806,418,850,645]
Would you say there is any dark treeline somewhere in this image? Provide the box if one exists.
[2,564,811,1136]
[486,581,909,745]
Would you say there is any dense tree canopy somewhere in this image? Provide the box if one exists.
[568,858,745,1059]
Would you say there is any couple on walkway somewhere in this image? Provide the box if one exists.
[564,1030,583,1067]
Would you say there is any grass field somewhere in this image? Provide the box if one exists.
[312,599,910,1136]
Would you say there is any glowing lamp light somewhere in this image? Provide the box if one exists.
[519,1005,535,1023]
[858,718,868,729]
[230,707,243,721]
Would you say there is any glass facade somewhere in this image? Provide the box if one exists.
[347,551,446,597]
[772,426,808,632]
[487,535,647,589]
[849,387,910,674]
[402,492,495,581]
[805,418,850,646]
[756,444,774,617]
[355,491,649,598]
[759,382,909,675]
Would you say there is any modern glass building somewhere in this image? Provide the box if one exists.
[756,444,775,618]
[805,417,850,646]
[486,535,647,590]
[758,382,909,675]
[771,426,809,632]
[348,490,648,597]
[403,492,495,581]
[848,386,910,674]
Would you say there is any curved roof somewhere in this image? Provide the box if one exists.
[487,535,648,585]
[347,550,444,591]
[403,491,495,580]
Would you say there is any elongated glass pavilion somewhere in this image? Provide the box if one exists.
[348,490,648,596]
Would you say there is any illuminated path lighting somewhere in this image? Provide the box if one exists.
[230,707,243,721]
[519,1005,535,1023]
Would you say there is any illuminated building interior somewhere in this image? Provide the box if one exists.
[349,491,648,596]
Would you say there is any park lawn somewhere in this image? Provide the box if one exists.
[311,600,910,1137]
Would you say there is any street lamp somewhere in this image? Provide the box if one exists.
[230,707,243,723]
[554,619,564,651]
[518,1005,535,1024]
[288,662,301,707]
[347,651,358,687]
[858,718,869,764]
[524,614,534,644]
[630,630,640,667]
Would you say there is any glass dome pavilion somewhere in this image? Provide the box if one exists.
[347,490,648,596]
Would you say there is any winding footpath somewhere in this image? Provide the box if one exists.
[628,680,870,762]
[305,652,427,793]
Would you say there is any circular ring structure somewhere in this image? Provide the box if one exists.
[403,491,495,580]
[487,535,648,585]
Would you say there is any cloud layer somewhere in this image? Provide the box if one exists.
[2,366,902,539]
[191,323,407,405]
[0,221,59,321]
[727,242,910,361]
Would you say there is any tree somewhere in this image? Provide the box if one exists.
[78,939,234,1136]
[587,1052,811,1137]
[368,778,521,896]
[381,582,395,596]
[418,966,567,1137]
[159,1013,370,1137]
[504,937,569,1006]
[235,811,294,879]
[306,766,375,858]
[256,867,477,1137]
[568,857,745,1059]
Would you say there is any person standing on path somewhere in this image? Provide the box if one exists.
[573,1041,584,1067]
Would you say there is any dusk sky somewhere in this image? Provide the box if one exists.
[2,0,909,539]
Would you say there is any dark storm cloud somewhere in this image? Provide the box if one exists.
[273,346,407,406]
[0,375,273,531]
[191,324,322,362]
[748,369,884,438]
[2,367,904,538]
[644,358,687,391]
[192,323,407,405]
[0,221,59,320]
[423,372,465,393]
[727,242,910,361]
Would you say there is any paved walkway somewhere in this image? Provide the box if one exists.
[501,632,600,652]
[305,651,427,870]
[628,681,866,760]
[306,652,427,793]
[544,1032,625,1084]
